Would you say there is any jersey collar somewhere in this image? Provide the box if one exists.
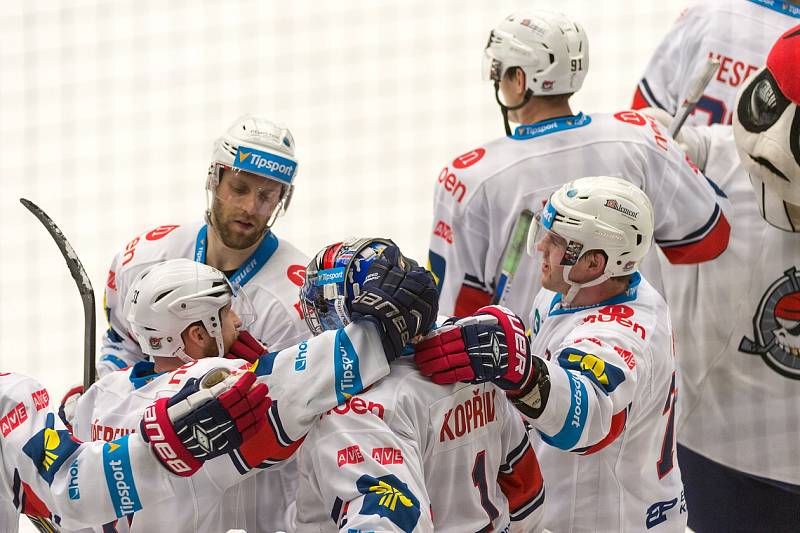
[746,0,800,17]
[548,272,641,316]
[129,361,164,390]
[511,113,592,140]
[194,225,279,287]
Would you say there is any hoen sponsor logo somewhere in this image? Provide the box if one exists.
[323,396,385,419]
[437,167,468,203]
[583,304,646,340]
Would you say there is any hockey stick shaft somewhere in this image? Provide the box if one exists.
[669,57,720,137]
[20,199,96,390]
[492,209,534,305]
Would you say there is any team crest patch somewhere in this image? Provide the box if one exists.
[739,266,800,379]
[355,474,420,533]
[22,413,81,485]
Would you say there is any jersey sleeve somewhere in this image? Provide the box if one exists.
[296,404,433,532]
[633,114,731,263]
[529,335,640,454]
[632,6,702,113]
[0,375,177,529]
[429,177,493,317]
[497,403,545,530]
[97,250,147,377]
[230,321,392,469]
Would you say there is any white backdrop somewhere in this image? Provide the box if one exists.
[0,1,688,530]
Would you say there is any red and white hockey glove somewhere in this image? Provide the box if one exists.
[58,384,84,433]
[225,330,267,363]
[414,305,534,394]
[140,368,270,477]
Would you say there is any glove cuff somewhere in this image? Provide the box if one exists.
[507,356,551,420]
[140,398,202,477]
[475,305,530,386]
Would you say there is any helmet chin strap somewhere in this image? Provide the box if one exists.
[560,264,613,305]
[494,81,533,136]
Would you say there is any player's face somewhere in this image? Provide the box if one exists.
[211,168,284,249]
[536,232,570,293]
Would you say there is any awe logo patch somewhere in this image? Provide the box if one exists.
[739,266,800,379]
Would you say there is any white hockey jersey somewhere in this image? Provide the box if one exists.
[429,111,730,320]
[526,275,685,533]
[72,322,392,532]
[0,373,178,532]
[98,222,309,377]
[659,125,800,484]
[292,359,545,533]
[633,0,800,125]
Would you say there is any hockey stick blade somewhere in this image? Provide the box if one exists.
[669,57,720,137]
[20,198,97,390]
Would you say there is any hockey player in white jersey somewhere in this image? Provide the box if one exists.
[418,177,686,532]
[0,369,268,532]
[429,10,730,321]
[632,0,800,126]
[97,114,310,378]
[639,26,800,532]
[292,238,545,533]
[71,255,438,532]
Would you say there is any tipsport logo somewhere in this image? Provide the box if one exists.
[22,412,80,485]
[355,474,420,533]
[315,267,345,286]
[541,203,557,230]
[234,146,297,184]
[334,329,363,404]
[102,436,143,518]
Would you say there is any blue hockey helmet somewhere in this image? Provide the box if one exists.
[300,238,408,335]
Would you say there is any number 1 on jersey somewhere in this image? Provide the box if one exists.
[472,450,500,527]
[657,372,677,479]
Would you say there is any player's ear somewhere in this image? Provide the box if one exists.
[584,250,607,275]
[183,322,210,350]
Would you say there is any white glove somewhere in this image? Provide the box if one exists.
[639,107,710,172]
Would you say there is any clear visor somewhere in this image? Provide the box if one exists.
[527,209,568,257]
[229,282,257,331]
[211,164,287,218]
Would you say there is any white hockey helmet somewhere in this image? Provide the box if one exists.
[206,114,298,229]
[125,258,238,363]
[733,25,800,232]
[483,11,588,96]
[528,176,654,303]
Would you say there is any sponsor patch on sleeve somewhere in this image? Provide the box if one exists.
[102,436,143,518]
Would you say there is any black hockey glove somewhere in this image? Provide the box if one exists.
[350,245,439,362]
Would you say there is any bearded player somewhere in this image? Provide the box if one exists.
[97,114,310,378]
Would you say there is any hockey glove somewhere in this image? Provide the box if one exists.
[415,305,533,393]
[58,384,84,433]
[140,368,270,477]
[350,246,439,362]
[225,330,267,363]
[639,107,710,171]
